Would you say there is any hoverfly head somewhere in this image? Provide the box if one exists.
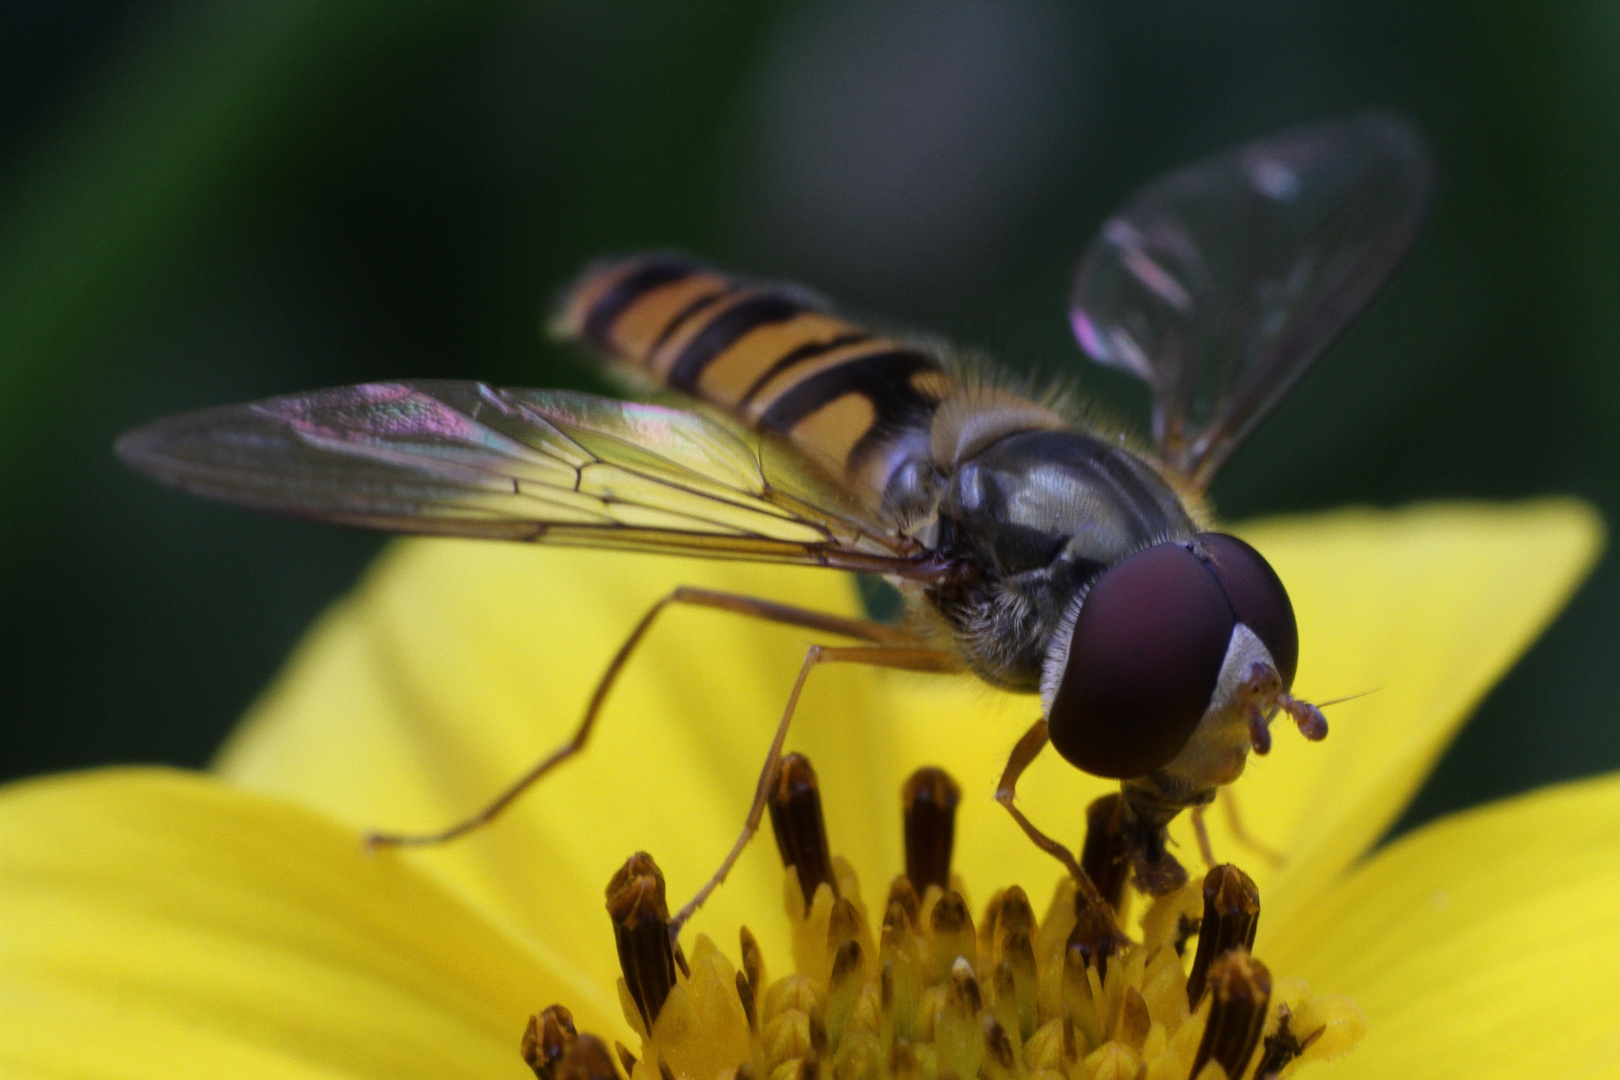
[1042,533,1301,780]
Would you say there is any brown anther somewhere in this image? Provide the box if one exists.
[1079,793,1133,914]
[522,1004,577,1080]
[830,939,863,990]
[1119,987,1151,1051]
[1186,864,1261,1009]
[605,852,678,1030]
[930,890,976,980]
[557,1035,621,1080]
[808,1004,829,1056]
[769,753,838,907]
[888,1041,921,1080]
[949,956,983,1015]
[1253,1003,1325,1079]
[740,925,765,1004]
[996,885,1035,938]
[736,970,759,1032]
[931,889,973,936]
[614,1043,637,1077]
[826,940,865,1043]
[1066,890,1124,980]
[1002,929,1035,979]
[886,875,921,924]
[982,1014,1016,1071]
[881,899,913,956]
[1189,949,1272,1080]
[656,1057,675,1080]
[902,766,962,893]
[827,897,862,951]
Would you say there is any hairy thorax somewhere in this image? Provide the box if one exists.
[906,428,1198,691]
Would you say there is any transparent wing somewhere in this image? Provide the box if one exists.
[117,380,944,577]
[1069,112,1434,488]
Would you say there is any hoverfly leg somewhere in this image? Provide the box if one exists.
[669,643,965,939]
[1189,805,1218,869]
[1218,788,1286,868]
[365,586,913,850]
[994,719,1119,919]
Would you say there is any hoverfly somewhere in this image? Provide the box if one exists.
[118,113,1431,928]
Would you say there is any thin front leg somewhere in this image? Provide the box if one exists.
[670,644,965,934]
[993,719,1112,913]
[1219,787,1286,867]
[1190,805,1217,869]
[367,586,916,849]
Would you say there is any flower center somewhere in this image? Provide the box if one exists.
[522,756,1363,1080]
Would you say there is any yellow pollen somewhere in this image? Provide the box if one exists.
[526,764,1364,1080]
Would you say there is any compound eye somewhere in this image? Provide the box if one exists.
[1048,542,1235,779]
[1195,532,1299,689]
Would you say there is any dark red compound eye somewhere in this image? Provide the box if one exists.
[1047,534,1299,780]
[1049,543,1236,779]
[1194,532,1298,690]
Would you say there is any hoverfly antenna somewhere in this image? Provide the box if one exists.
[1312,687,1382,709]
[1273,686,1384,747]
[1238,660,1329,755]
[1275,691,1328,742]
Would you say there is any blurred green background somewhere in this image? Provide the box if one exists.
[2,0,1615,841]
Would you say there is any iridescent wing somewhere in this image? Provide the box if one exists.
[1069,112,1433,489]
[117,380,944,578]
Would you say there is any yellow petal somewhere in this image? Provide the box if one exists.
[1181,499,1600,929]
[1262,771,1620,1079]
[220,500,1598,982]
[0,768,614,1078]
[220,546,927,991]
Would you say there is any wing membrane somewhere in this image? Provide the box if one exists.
[117,380,939,575]
[1070,112,1433,487]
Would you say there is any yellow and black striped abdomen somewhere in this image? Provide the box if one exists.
[559,255,955,498]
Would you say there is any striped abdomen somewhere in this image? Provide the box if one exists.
[558,256,955,502]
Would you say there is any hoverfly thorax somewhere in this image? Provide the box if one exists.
[923,426,1198,693]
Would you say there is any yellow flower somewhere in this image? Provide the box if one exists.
[0,499,1608,1079]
